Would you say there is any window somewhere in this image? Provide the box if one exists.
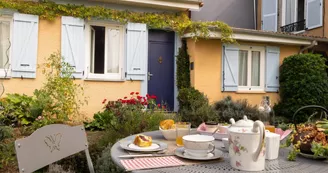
[237,46,265,91]
[0,17,11,78]
[87,22,124,80]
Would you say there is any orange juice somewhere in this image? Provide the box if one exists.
[176,136,184,146]
[175,122,191,146]
[265,125,275,133]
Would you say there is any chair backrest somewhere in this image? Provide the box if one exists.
[15,124,94,173]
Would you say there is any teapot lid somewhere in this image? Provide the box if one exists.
[230,115,254,127]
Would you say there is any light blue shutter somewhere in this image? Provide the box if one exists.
[262,0,278,32]
[265,46,280,92]
[222,45,239,92]
[306,0,323,30]
[12,13,38,78]
[61,16,85,79]
[126,23,147,80]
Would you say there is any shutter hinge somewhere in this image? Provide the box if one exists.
[82,71,84,76]
[84,25,85,30]
[126,28,128,33]
[125,72,127,77]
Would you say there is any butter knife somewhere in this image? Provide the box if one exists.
[119,154,174,158]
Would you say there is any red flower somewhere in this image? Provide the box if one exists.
[137,96,142,100]
[122,100,127,103]
[162,105,166,109]
[130,92,135,95]
[124,96,127,99]
[158,104,161,108]
[102,99,107,104]
[151,95,157,99]
[136,92,139,95]
[146,94,150,98]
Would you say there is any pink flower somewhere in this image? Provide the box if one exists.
[38,116,42,120]
[157,104,161,108]
[233,145,240,153]
[236,161,242,167]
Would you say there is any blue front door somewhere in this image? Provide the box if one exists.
[148,30,175,110]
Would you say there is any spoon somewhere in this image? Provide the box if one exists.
[211,126,220,135]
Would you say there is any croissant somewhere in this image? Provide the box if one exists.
[133,134,152,147]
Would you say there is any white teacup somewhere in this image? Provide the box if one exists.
[183,135,215,157]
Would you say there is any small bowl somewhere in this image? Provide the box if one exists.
[159,126,176,140]
[222,138,229,151]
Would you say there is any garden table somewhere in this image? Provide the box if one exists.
[111,130,328,173]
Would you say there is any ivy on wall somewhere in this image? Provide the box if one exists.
[0,0,234,42]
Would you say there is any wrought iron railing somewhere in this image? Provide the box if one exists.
[280,19,306,32]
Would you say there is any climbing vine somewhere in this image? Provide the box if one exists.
[0,0,234,42]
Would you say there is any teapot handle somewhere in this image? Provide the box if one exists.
[252,120,265,162]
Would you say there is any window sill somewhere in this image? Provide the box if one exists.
[236,91,266,94]
[84,78,125,82]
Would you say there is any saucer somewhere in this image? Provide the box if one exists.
[174,147,223,160]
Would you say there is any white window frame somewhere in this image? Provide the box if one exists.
[84,21,125,81]
[281,0,298,26]
[0,16,13,78]
[237,45,265,92]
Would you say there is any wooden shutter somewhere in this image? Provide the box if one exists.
[262,0,278,32]
[222,45,239,92]
[306,0,323,30]
[12,13,38,78]
[126,23,147,81]
[61,16,85,79]
[265,46,280,92]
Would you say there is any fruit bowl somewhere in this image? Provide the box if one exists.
[159,126,176,140]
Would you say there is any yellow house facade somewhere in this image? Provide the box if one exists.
[185,28,328,106]
[0,0,202,118]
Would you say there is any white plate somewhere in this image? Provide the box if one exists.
[299,152,327,160]
[174,147,223,160]
[120,140,167,152]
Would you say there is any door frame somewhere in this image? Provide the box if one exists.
[141,31,181,112]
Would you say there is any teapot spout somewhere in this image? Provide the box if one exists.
[229,118,235,125]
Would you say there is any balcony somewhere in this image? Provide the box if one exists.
[280,19,306,33]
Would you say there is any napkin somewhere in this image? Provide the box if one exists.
[120,156,185,171]
[275,128,292,141]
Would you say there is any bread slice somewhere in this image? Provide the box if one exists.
[133,134,152,147]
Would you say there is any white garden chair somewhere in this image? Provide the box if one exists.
[15,124,95,173]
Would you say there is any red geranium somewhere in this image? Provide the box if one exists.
[130,92,135,95]
[136,92,139,95]
[157,104,161,108]
[124,96,127,99]
[102,99,107,104]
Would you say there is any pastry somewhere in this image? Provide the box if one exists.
[160,119,175,130]
[133,134,152,147]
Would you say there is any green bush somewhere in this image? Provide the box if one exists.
[36,52,87,121]
[213,96,262,123]
[0,126,15,170]
[274,54,328,123]
[178,87,217,127]
[95,144,124,173]
[0,94,38,126]
[176,40,190,90]
[85,92,174,138]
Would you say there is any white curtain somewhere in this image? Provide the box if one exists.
[251,51,260,86]
[285,0,296,25]
[107,28,120,73]
[238,50,248,86]
[0,21,10,69]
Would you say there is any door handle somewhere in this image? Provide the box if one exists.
[148,72,153,81]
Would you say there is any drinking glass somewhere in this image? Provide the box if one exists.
[175,122,191,146]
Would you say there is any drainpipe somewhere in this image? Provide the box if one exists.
[254,0,257,29]
[299,40,317,54]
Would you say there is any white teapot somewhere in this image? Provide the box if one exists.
[228,116,266,171]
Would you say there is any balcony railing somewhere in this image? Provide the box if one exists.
[280,19,306,33]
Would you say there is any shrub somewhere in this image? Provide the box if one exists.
[274,54,328,123]
[36,52,87,121]
[0,94,38,126]
[85,92,174,138]
[95,144,125,173]
[213,96,262,123]
[177,87,217,127]
[0,126,15,170]
[176,40,191,90]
